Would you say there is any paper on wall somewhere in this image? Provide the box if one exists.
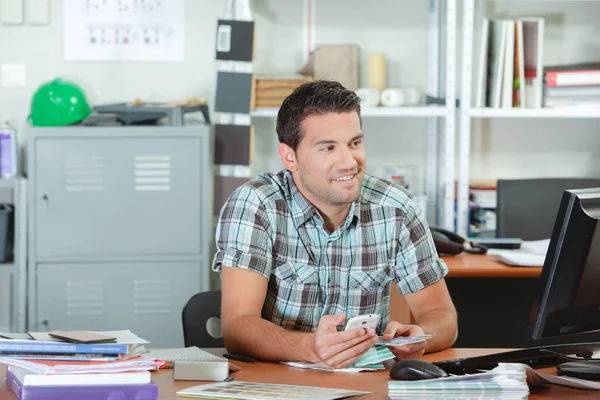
[64,0,184,62]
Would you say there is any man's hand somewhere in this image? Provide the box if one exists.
[383,321,427,360]
[313,314,378,369]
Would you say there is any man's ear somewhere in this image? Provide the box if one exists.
[278,143,297,172]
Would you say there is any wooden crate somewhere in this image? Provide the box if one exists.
[251,76,313,109]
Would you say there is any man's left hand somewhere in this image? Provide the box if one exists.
[382,321,427,360]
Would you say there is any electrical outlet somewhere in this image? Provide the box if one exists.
[1,64,26,87]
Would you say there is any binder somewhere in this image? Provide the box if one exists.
[6,369,158,400]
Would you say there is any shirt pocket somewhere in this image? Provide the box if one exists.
[348,267,392,331]
[266,261,321,331]
[349,268,392,292]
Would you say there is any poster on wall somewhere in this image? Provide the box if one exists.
[64,0,185,62]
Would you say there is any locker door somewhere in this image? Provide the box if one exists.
[35,260,202,348]
[32,135,203,259]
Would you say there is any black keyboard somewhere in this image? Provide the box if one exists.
[433,342,600,375]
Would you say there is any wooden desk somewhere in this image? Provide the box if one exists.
[390,254,544,347]
[443,253,542,278]
[1,349,596,399]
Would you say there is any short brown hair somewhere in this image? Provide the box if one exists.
[276,80,361,151]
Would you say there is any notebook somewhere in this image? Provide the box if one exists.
[145,347,231,381]
[6,365,151,386]
[144,347,227,366]
[47,331,117,344]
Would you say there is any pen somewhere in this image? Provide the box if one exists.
[223,353,258,363]
[223,375,234,382]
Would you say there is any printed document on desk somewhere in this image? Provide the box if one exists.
[177,381,371,400]
[490,239,550,267]
[388,363,529,399]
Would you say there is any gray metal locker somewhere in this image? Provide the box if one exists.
[28,126,210,348]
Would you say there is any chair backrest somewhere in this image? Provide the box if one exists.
[181,290,224,348]
[496,178,600,240]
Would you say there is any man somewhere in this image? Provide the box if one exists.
[212,80,457,369]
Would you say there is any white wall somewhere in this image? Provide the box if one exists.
[0,0,226,137]
[1,0,599,188]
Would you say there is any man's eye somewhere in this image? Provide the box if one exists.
[352,140,362,147]
[322,146,333,152]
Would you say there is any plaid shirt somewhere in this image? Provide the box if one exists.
[212,169,448,334]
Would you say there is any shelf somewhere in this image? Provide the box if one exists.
[251,106,449,118]
[469,107,600,119]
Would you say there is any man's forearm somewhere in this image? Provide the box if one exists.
[415,309,457,353]
[223,315,319,362]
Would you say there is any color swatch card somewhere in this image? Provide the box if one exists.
[177,381,370,400]
[283,346,394,372]
[215,72,253,114]
[376,334,433,347]
[352,345,395,367]
[216,20,255,62]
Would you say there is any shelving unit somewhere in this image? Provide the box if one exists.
[0,177,27,333]
[457,0,600,237]
[252,105,449,118]
[251,0,457,230]
[468,107,600,119]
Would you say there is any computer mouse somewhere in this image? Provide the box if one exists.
[389,359,449,381]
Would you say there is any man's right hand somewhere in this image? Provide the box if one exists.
[313,314,379,369]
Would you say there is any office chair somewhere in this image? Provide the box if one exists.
[181,290,225,348]
[496,178,600,240]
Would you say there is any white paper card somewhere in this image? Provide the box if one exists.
[64,0,184,61]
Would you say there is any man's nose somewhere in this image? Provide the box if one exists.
[338,147,357,169]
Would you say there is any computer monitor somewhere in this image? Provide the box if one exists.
[434,187,600,378]
[530,187,600,340]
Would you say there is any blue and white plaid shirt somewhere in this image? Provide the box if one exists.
[212,169,448,334]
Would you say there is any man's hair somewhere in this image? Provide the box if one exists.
[276,80,362,151]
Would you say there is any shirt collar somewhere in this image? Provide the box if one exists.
[286,170,318,227]
[285,170,362,228]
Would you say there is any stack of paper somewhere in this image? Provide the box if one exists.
[388,363,530,399]
[0,356,163,374]
[491,239,550,267]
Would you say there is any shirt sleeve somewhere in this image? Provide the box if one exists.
[211,184,273,279]
[394,196,448,295]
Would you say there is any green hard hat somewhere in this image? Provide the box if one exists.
[30,78,92,126]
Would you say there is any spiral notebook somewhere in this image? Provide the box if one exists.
[145,347,233,381]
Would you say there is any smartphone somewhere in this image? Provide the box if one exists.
[344,314,381,331]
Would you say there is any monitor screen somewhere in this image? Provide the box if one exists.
[530,187,600,340]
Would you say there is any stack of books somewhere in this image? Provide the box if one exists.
[0,330,162,400]
[543,62,600,109]
[475,17,545,109]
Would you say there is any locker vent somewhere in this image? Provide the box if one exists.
[66,280,105,316]
[65,156,105,192]
[134,155,172,191]
[133,279,171,314]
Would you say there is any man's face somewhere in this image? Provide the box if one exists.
[279,112,366,211]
